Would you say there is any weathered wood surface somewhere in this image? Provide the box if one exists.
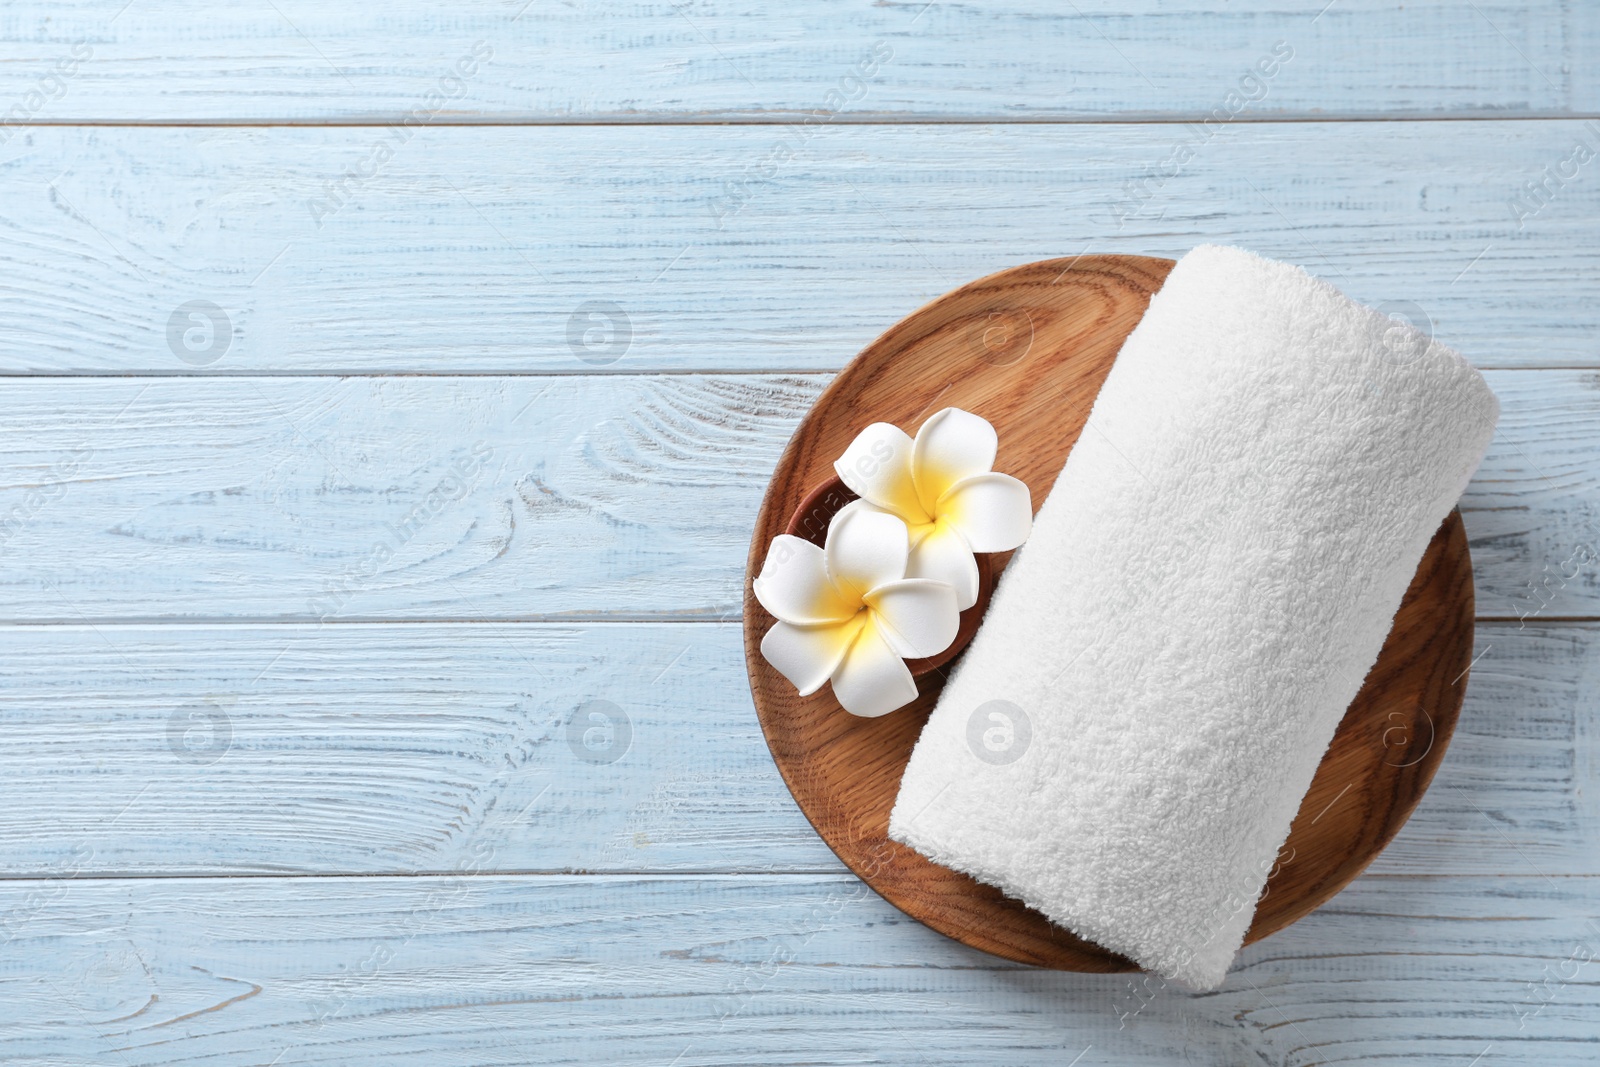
[0,1,1594,123]
[0,873,1594,1066]
[0,123,1597,374]
[0,619,1590,879]
[0,370,1594,619]
[0,374,817,620]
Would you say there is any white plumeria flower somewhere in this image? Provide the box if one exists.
[754,505,959,718]
[833,407,1033,610]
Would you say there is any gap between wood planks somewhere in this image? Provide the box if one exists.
[0,869,1591,882]
[0,365,1593,378]
[0,613,1594,625]
[11,113,1600,127]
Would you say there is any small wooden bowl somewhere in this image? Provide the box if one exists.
[784,475,995,677]
[744,254,1473,973]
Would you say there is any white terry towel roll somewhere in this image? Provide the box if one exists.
[888,244,1499,990]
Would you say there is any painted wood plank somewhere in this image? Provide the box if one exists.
[1365,621,1600,877]
[0,872,1594,1065]
[0,370,1594,620]
[0,619,828,876]
[0,373,819,621]
[1469,370,1600,620]
[0,1,1594,124]
[0,619,1591,878]
[1,122,1598,374]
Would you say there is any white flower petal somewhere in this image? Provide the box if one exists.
[825,501,910,601]
[864,578,960,659]
[830,616,919,717]
[906,523,981,610]
[833,422,927,524]
[753,534,858,625]
[936,472,1034,553]
[835,498,902,522]
[761,616,863,697]
[912,408,998,515]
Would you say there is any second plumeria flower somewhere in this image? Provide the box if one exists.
[833,407,1033,610]
[754,506,960,717]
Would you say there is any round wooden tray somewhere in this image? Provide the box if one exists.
[742,254,1474,971]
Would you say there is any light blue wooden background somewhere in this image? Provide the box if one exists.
[1,2,1597,1064]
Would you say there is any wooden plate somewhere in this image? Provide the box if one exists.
[742,255,1473,971]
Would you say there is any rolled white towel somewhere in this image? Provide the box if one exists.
[888,244,1499,990]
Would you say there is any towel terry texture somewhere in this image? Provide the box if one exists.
[888,244,1500,990]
